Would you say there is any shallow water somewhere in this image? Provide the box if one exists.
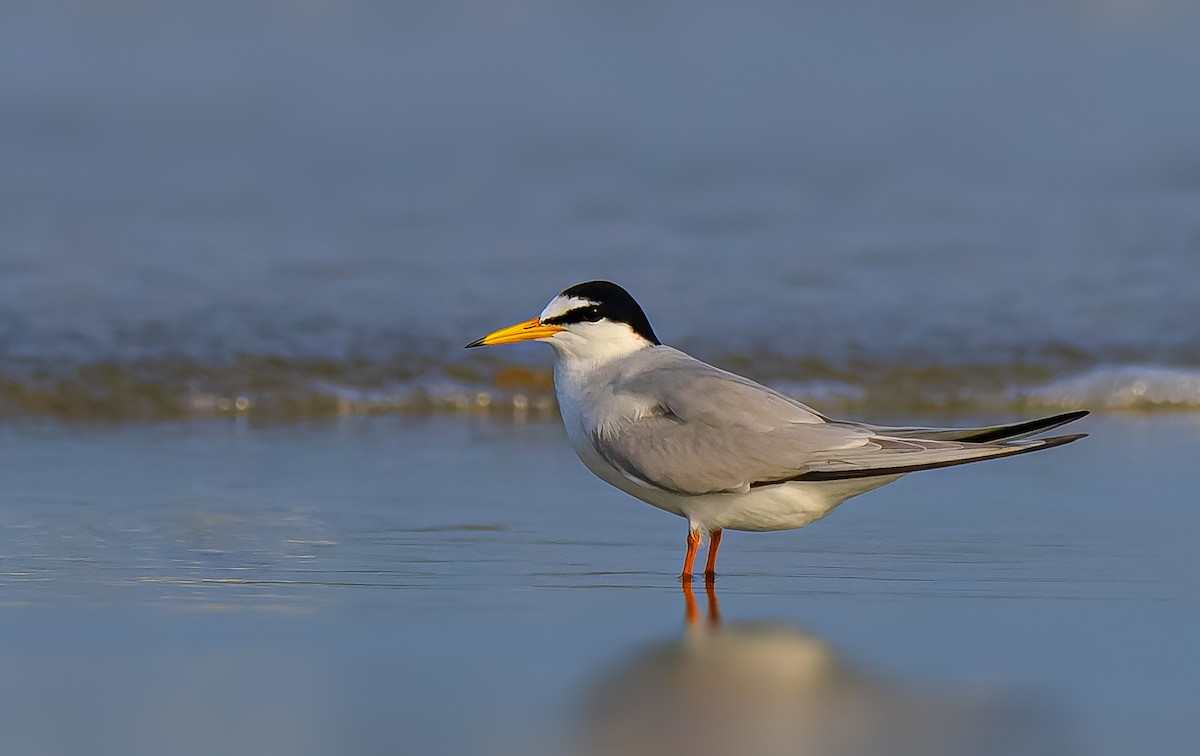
[0,414,1196,755]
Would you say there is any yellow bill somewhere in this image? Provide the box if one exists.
[465,317,565,348]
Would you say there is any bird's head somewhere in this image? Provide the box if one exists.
[466,280,660,362]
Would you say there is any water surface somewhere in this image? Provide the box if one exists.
[0,415,1196,755]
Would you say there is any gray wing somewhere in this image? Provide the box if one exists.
[594,411,872,495]
[592,351,1087,496]
[616,348,830,429]
[592,352,870,495]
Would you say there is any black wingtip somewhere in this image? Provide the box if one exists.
[1037,432,1089,449]
[959,409,1090,443]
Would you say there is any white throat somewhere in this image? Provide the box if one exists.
[546,322,653,369]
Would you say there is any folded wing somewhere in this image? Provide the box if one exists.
[594,351,867,495]
[593,352,1088,495]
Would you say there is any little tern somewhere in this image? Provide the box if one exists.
[467,281,1087,580]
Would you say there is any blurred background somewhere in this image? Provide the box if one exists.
[2,0,1200,419]
[1,2,1198,755]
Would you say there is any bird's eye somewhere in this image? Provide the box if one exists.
[582,307,603,322]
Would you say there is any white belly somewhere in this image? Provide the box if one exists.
[679,476,902,532]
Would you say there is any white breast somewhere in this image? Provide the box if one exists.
[553,358,690,517]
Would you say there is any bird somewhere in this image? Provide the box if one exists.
[466,280,1087,581]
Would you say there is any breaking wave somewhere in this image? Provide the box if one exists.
[1008,365,1200,413]
[1,354,1197,423]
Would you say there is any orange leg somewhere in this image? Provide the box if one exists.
[703,529,723,579]
[680,529,701,581]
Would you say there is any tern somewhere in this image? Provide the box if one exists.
[467,281,1087,580]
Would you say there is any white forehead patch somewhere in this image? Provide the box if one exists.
[539,295,596,322]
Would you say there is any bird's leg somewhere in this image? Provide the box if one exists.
[703,529,722,579]
[679,528,701,581]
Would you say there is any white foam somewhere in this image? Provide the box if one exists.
[1016,366,1200,411]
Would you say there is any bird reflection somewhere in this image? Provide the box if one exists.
[575,580,1065,756]
[682,576,721,627]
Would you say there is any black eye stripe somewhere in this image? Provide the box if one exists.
[542,306,601,326]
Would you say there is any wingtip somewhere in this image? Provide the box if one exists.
[1039,432,1088,449]
[952,408,1091,444]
